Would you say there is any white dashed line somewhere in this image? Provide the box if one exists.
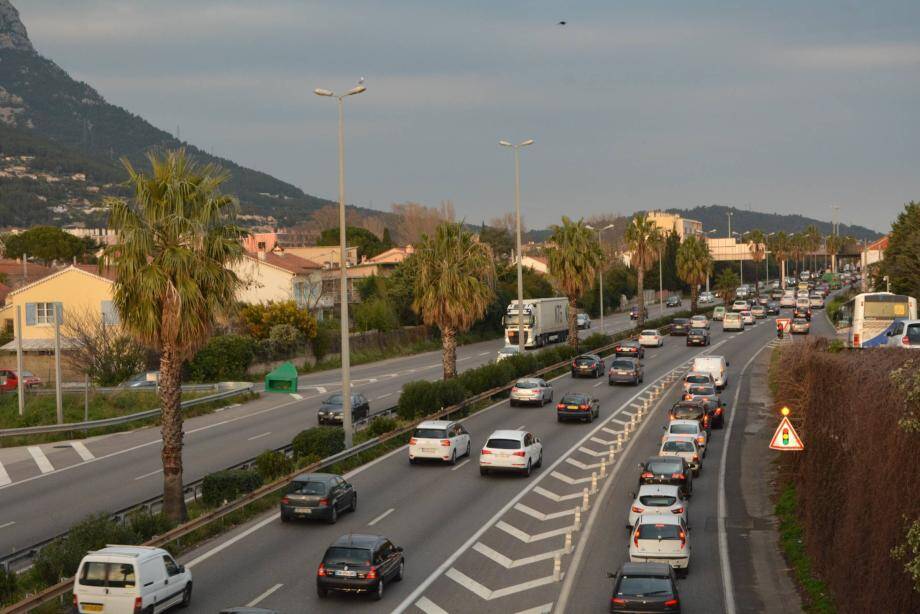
[0,461,10,486]
[450,459,471,472]
[27,446,54,474]
[416,597,450,614]
[290,393,303,400]
[134,469,162,481]
[368,507,395,526]
[246,583,283,607]
[0,521,15,530]
[247,432,271,441]
[71,441,95,461]
[377,393,393,399]
[478,351,490,356]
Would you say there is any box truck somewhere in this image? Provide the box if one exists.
[503,297,569,348]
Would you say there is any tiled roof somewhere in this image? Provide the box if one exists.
[245,251,322,274]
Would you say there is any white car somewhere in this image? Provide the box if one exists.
[630,514,691,576]
[409,420,471,465]
[509,378,553,406]
[638,329,664,347]
[722,312,744,332]
[659,436,703,476]
[74,546,193,614]
[886,319,920,349]
[479,429,543,477]
[691,355,729,390]
[662,419,708,452]
[731,300,749,312]
[740,310,755,325]
[689,315,709,330]
[627,484,689,528]
[698,291,715,304]
[682,371,715,392]
[576,313,591,329]
[780,292,796,308]
[809,294,825,309]
[496,345,521,362]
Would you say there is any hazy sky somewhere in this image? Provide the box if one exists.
[16,0,920,231]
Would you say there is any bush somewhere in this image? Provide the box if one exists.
[397,380,439,420]
[239,300,317,340]
[33,513,136,585]
[311,320,338,361]
[353,297,400,332]
[0,566,17,605]
[187,334,256,382]
[255,449,294,481]
[292,426,345,461]
[269,324,305,356]
[126,510,174,541]
[201,469,263,508]
[365,415,398,438]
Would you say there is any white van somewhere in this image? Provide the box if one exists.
[691,355,729,390]
[722,312,744,333]
[74,546,192,614]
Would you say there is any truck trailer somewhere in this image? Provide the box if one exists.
[503,297,569,348]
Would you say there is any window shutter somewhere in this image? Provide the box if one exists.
[25,303,36,326]
[101,300,120,325]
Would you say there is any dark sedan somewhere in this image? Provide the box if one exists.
[793,306,812,321]
[571,354,605,378]
[630,306,649,321]
[318,393,370,425]
[317,533,404,601]
[685,328,710,346]
[609,563,682,613]
[683,385,725,428]
[638,456,693,497]
[614,340,645,359]
[609,358,643,386]
[766,301,780,315]
[280,473,357,524]
[556,392,600,423]
[668,400,711,430]
[665,295,681,308]
[670,319,691,336]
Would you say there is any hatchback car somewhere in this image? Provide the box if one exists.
[409,420,471,465]
[571,354,605,378]
[630,305,648,320]
[683,386,724,428]
[689,314,709,330]
[682,371,715,392]
[662,419,708,452]
[317,534,404,601]
[685,328,709,347]
[556,392,600,423]
[609,357,643,386]
[638,329,663,347]
[698,291,715,304]
[766,301,780,315]
[668,401,711,431]
[751,305,767,319]
[479,429,543,477]
[509,378,553,406]
[576,313,591,329]
[731,300,749,312]
[722,312,744,331]
[0,370,41,391]
[740,310,755,325]
[496,345,521,362]
[712,306,726,321]
[791,318,811,335]
[318,393,370,425]
[659,437,702,476]
[793,305,812,321]
[627,484,689,528]
[638,456,693,497]
[608,562,681,613]
[886,319,920,349]
[614,340,645,359]
[630,516,691,576]
[665,295,681,308]
[670,319,691,336]
[809,294,825,309]
[280,473,357,524]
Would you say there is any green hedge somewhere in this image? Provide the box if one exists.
[292,426,345,460]
[187,334,256,382]
[255,449,294,481]
[201,469,263,508]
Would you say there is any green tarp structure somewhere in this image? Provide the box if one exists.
[264,362,298,393]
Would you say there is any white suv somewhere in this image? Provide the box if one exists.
[479,429,543,477]
[630,515,691,576]
[627,484,689,528]
[409,420,471,465]
[662,419,708,452]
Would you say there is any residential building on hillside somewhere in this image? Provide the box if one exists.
[705,237,760,261]
[647,211,703,240]
[865,235,888,266]
[285,245,358,268]
[368,245,414,265]
[0,258,53,293]
[521,255,549,274]
[231,251,326,311]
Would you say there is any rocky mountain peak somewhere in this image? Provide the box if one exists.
[0,1,33,52]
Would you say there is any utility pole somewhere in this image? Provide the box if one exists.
[53,302,63,424]
[15,306,24,417]
[499,139,534,353]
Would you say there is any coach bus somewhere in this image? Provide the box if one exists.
[836,292,917,347]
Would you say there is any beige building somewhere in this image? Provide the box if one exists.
[705,237,761,262]
[231,251,326,311]
[647,211,703,240]
[521,255,549,275]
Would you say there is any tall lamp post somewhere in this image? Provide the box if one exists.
[704,229,718,292]
[499,138,534,354]
[731,231,743,285]
[586,224,615,332]
[315,83,366,449]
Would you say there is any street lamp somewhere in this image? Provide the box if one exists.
[315,83,366,449]
[586,224,615,332]
[499,138,534,354]
[704,229,718,292]
[731,231,743,285]
[726,211,733,238]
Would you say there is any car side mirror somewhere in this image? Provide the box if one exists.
[721,402,727,407]
[637,463,645,470]
[629,491,636,499]
[726,361,731,367]
[178,565,186,573]
[593,398,600,404]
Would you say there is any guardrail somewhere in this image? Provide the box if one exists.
[1,313,702,612]
[0,382,255,439]
[25,383,220,395]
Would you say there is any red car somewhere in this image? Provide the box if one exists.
[0,370,42,391]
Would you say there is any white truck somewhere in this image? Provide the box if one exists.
[503,297,569,348]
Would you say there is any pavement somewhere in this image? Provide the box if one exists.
[0,301,695,556]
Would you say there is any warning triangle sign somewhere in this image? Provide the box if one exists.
[769,416,804,451]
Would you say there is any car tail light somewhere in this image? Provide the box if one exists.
[557,403,565,409]
[317,563,326,577]
[631,506,644,513]
[513,451,526,457]
[572,361,577,368]
[692,455,699,462]
[367,566,378,580]
[318,498,329,506]
[854,333,860,346]
[671,472,685,480]
[409,438,418,445]
[73,595,78,608]
[511,387,518,393]
[612,597,626,605]
[633,529,640,547]
[440,439,451,447]
[641,471,654,479]
[665,599,679,607]
[133,597,143,613]
[716,407,723,415]
[904,336,910,345]
[281,497,290,505]
[672,507,684,514]
[579,404,589,410]
[481,449,492,454]
[679,531,687,549]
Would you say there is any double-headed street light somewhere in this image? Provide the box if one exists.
[315,83,366,449]
[499,139,534,354]
[586,224,615,332]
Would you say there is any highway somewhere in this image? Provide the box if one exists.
[172,307,818,613]
[0,302,694,558]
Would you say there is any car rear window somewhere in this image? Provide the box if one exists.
[639,495,678,507]
[79,562,136,588]
[561,394,586,404]
[638,523,682,540]
[641,330,657,335]
[646,459,682,474]
[323,547,372,566]
[670,424,697,435]
[575,357,596,365]
[674,319,688,325]
[612,360,635,370]
[288,480,326,495]
[617,575,673,597]
[906,324,920,345]
[689,386,714,396]
[663,441,695,453]
[686,375,709,384]
[486,438,521,450]
[413,428,447,439]
[515,380,538,389]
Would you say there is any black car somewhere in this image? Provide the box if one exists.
[793,306,812,321]
[609,562,681,613]
[609,357,643,386]
[280,473,357,524]
[614,340,645,359]
[665,295,681,308]
[685,328,710,346]
[572,354,605,378]
[682,386,725,428]
[556,392,600,423]
[630,305,649,320]
[670,319,691,336]
[317,534,404,601]
[668,400,711,430]
[766,301,780,315]
[318,393,370,425]
[638,456,693,497]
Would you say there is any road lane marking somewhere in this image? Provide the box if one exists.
[247,432,271,441]
[315,386,327,393]
[473,541,566,568]
[514,503,575,521]
[416,597,450,614]
[290,393,303,400]
[478,351,490,356]
[27,446,54,474]
[246,582,283,607]
[445,567,559,600]
[515,424,526,430]
[186,514,276,569]
[71,441,95,461]
[517,604,553,614]
[377,392,393,399]
[593,381,604,387]
[0,521,15,529]
[0,461,10,486]
[450,459,471,472]
[134,469,162,481]
[367,507,395,526]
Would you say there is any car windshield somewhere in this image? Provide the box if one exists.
[686,375,709,384]
[288,480,326,495]
[515,380,538,389]
[646,459,682,474]
[575,357,596,365]
[639,495,678,507]
[638,523,682,540]
[663,441,695,453]
[21,371,34,377]
[612,360,635,370]
[78,562,136,588]
[499,347,519,355]
[670,424,698,434]
[414,428,447,439]
[689,328,705,335]
[617,575,673,597]
[323,547,371,566]
[486,438,521,449]
[561,394,586,404]
[641,330,658,336]
[689,386,714,396]
[324,394,343,405]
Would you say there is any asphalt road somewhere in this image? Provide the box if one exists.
[173,306,789,613]
[0,301,696,556]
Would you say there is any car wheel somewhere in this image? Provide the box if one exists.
[523,460,532,477]
[465,442,471,457]
[180,583,192,608]
[449,450,457,465]
[609,380,615,386]
[409,457,417,465]
[693,467,700,477]
[349,493,357,513]
[374,579,384,601]
[327,505,338,524]
[395,559,405,581]
[280,511,290,523]
[536,450,543,468]
[317,585,329,599]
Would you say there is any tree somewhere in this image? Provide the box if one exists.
[102,149,246,521]
[625,213,663,326]
[317,226,386,260]
[353,297,399,332]
[825,233,843,273]
[804,224,822,272]
[412,222,495,379]
[61,308,147,386]
[676,236,713,312]
[391,201,454,244]
[768,232,792,288]
[882,202,920,299]
[547,216,603,347]
[715,268,741,303]
[238,300,318,341]
[478,224,515,260]
[744,229,767,291]
[789,233,807,277]
[381,227,394,250]
[1,226,97,265]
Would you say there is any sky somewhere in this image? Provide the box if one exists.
[15,0,920,232]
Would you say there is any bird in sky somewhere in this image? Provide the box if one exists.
[557,20,566,25]
[358,76,366,85]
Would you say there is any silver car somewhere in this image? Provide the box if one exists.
[509,378,553,406]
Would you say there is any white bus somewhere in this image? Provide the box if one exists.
[837,292,918,348]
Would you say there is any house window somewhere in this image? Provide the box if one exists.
[35,302,57,325]
[2,319,12,334]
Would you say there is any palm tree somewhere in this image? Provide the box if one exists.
[768,232,792,288]
[547,216,603,347]
[825,233,842,273]
[789,233,806,279]
[103,149,245,521]
[624,213,663,326]
[715,268,740,303]
[413,221,495,379]
[676,236,713,312]
[804,224,821,272]
[744,229,766,292]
